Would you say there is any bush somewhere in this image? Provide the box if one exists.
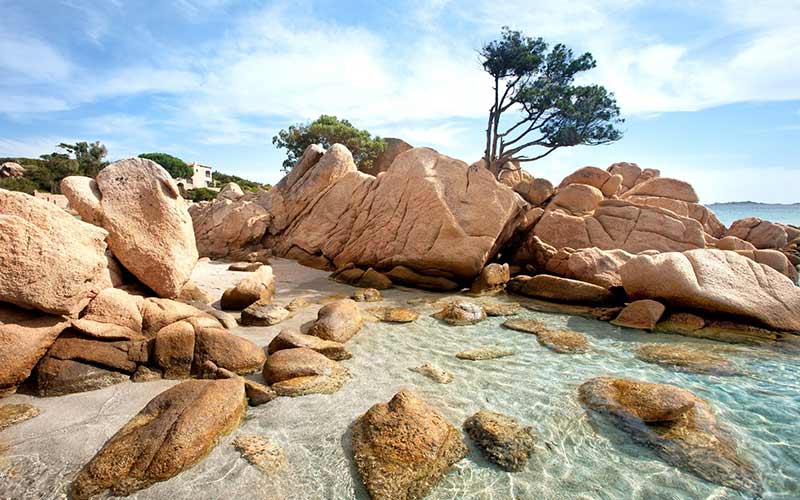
[186,187,217,202]
[138,153,193,179]
[0,176,39,194]
[273,115,385,172]
[213,171,265,192]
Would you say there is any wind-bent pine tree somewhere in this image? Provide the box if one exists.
[481,27,624,176]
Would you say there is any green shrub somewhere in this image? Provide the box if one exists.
[0,176,39,194]
[186,187,217,202]
[138,153,193,179]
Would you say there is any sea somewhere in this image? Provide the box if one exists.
[709,202,800,227]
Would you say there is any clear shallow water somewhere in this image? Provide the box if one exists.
[3,299,799,500]
[709,202,800,227]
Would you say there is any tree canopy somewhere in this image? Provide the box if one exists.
[481,27,623,175]
[0,141,108,194]
[213,171,268,192]
[273,115,386,172]
[138,152,193,179]
[58,141,108,178]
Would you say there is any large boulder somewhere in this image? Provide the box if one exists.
[307,299,363,343]
[611,299,666,330]
[352,390,467,500]
[262,347,349,396]
[726,217,789,249]
[622,177,699,203]
[188,197,270,259]
[61,157,198,298]
[508,274,618,306]
[71,378,246,499]
[620,249,800,332]
[544,247,636,289]
[548,183,604,214]
[0,161,25,178]
[262,146,527,287]
[579,377,760,494]
[220,265,275,310]
[0,304,70,396]
[0,189,115,316]
[217,182,244,200]
[366,137,413,175]
[267,329,351,361]
[558,166,622,197]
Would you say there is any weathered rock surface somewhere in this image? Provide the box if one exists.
[262,347,349,396]
[622,177,699,203]
[62,157,198,298]
[735,248,798,282]
[267,329,351,361]
[0,304,71,396]
[192,324,266,375]
[228,262,264,272]
[620,249,800,332]
[636,344,741,376]
[81,288,144,333]
[352,390,467,500]
[27,357,130,397]
[456,346,514,360]
[508,274,617,306]
[0,189,114,315]
[307,299,363,343]
[71,378,246,499]
[463,410,537,472]
[367,137,413,175]
[189,197,270,259]
[370,307,420,323]
[611,300,666,330]
[409,363,453,384]
[726,217,789,249]
[558,166,622,197]
[434,301,486,325]
[220,265,275,310]
[543,246,636,289]
[0,161,25,178]
[537,329,590,354]
[385,266,459,291]
[502,318,547,334]
[233,434,286,474]
[483,302,521,316]
[352,287,383,302]
[549,183,605,214]
[579,377,760,494]
[240,301,290,326]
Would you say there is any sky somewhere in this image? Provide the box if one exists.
[1,0,799,203]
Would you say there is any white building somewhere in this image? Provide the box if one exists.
[177,162,213,190]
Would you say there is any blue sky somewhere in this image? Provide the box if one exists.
[1,0,799,203]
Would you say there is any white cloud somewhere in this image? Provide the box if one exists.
[0,36,73,81]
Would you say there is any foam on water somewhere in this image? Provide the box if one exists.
[2,288,799,499]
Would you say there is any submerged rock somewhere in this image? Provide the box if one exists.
[456,346,514,361]
[483,302,521,316]
[71,378,246,499]
[579,377,761,495]
[307,299,363,343]
[0,403,40,431]
[352,390,467,500]
[502,318,547,334]
[537,329,590,354]
[463,410,537,472]
[636,344,742,376]
[233,434,286,475]
[262,347,349,396]
[267,329,352,361]
[370,306,420,323]
[434,301,487,325]
[409,363,453,384]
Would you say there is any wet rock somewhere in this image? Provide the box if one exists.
[71,378,246,499]
[508,275,617,306]
[0,403,40,431]
[62,158,198,298]
[434,301,486,325]
[456,346,514,361]
[27,357,130,397]
[228,262,263,272]
[409,363,453,384]
[233,434,286,474]
[244,379,277,406]
[655,312,706,336]
[240,301,291,326]
[221,265,275,310]
[463,411,537,472]
[469,263,510,295]
[636,344,742,376]
[502,318,547,334]
[46,335,141,373]
[352,288,383,302]
[262,348,349,396]
[483,302,521,316]
[352,389,467,500]
[267,329,351,361]
[0,189,114,315]
[537,329,590,354]
[620,249,800,332]
[579,377,761,495]
[307,299,363,343]
[611,300,666,330]
[154,320,196,378]
[370,307,420,323]
[0,305,71,396]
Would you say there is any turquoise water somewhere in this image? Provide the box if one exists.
[709,203,800,227]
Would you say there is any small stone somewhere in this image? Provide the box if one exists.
[352,288,383,302]
[244,379,277,406]
[131,365,162,383]
[502,318,547,334]
[233,434,286,474]
[483,302,521,316]
[371,307,420,323]
[409,363,453,384]
[456,346,514,361]
[434,301,486,325]
[228,262,263,272]
[463,410,536,472]
[241,301,291,326]
[0,403,40,431]
[537,329,590,354]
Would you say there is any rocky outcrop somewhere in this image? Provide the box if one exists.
[726,217,791,249]
[62,158,198,298]
[607,162,658,194]
[611,300,666,330]
[71,378,246,499]
[543,246,636,289]
[579,377,760,494]
[189,197,271,259]
[463,410,537,472]
[352,390,467,500]
[620,249,800,332]
[262,347,349,396]
[558,166,622,197]
[307,299,363,343]
[0,189,115,316]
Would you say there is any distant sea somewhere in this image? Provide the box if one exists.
[708,202,800,227]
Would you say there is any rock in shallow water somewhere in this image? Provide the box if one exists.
[463,410,537,472]
[267,329,351,361]
[370,306,420,323]
[611,299,666,330]
[456,346,514,361]
[536,329,590,354]
[409,363,453,384]
[352,389,467,500]
[262,347,350,396]
[233,434,285,474]
[71,378,246,499]
[307,299,363,343]
[483,302,521,317]
[434,301,486,325]
[579,377,761,495]
[502,318,547,334]
[635,344,742,376]
[351,287,383,302]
